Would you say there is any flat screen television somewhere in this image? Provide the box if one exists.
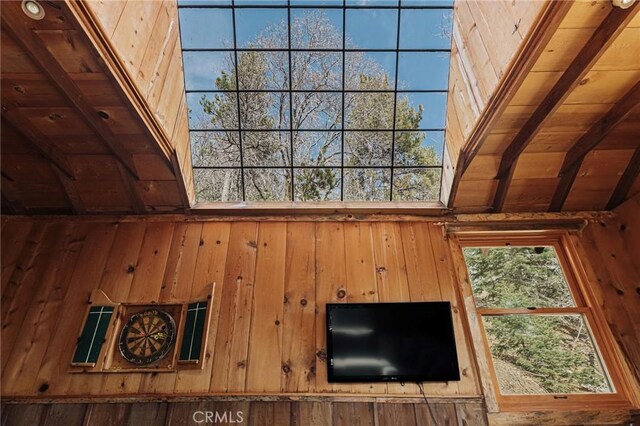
[326,302,460,383]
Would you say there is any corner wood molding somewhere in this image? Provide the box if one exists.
[64,0,177,172]
[89,283,215,306]
[446,0,573,208]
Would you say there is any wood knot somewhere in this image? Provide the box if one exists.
[127,265,135,274]
[199,239,205,246]
[48,113,63,121]
[216,240,221,245]
[247,240,257,249]
[316,350,327,361]
[38,383,49,393]
[620,224,626,231]
[282,363,291,374]
[300,298,308,306]
[237,360,246,368]
[636,287,640,296]
[616,289,624,296]
[376,266,386,273]
[336,289,346,299]
[275,319,280,326]
[13,85,25,94]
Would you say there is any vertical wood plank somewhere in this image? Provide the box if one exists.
[159,223,203,303]
[1,222,48,368]
[314,223,348,393]
[400,223,443,301]
[210,222,258,392]
[455,401,488,426]
[281,223,316,393]
[40,224,118,396]
[0,404,46,425]
[175,222,231,393]
[428,224,477,396]
[0,220,33,295]
[5,223,89,395]
[377,403,417,426]
[83,404,130,426]
[246,222,287,392]
[128,222,175,304]
[332,402,375,426]
[98,223,148,395]
[126,403,169,426]
[248,401,291,426]
[343,222,385,394]
[414,403,458,426]
[447,235,499,412]
[371,222,415,394]
[291,401,331,426]
[42,404,88,426]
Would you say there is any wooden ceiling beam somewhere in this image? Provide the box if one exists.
[548,159,583,212]
[0,6,139,180]
[492,3,639,212]
[548,82,640,212]
[117,163,145,214]
[561,82,640,174]
[606,149,640,210]
[447,1,573,208]
[0,115,75,180]
[52,168,86,215]
[1,174,26,214]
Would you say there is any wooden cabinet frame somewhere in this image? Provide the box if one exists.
[448,230,637,412]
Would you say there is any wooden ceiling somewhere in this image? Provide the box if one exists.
[1,0,187,214]
[1,0,638,215]
[449,1,640,213]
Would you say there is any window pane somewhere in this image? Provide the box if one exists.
[462,246,576,308]
[345,52,395,91]
[345,92,394,129]
[294,168,341,201]
[344,131,392,166]
[346,9,398,50]
[291,52,342,90]
[394,130,443,166]
[237,51,289,90]
[194,168,242,202]
[399,9,452,50]
[292,0,343,5]
[183,52,235,91]
[235,8,288,48]
[292,92,342,129]
[393,168,441,201]
[293,131,341,166]
[179,8,234,49]
[344,168,391,201]
[188,93,239,130]
[179,1,231,6]
[346,0,398,5]
[291,9,343,49]
[396,92,447,129]
[397,52,450,90]
[191,131,240,167]
[245,169,291,201]
[242,131,291,166]
[239,92,290,129]
[483,315,612,395]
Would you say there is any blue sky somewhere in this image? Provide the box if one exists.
[179,3,452,157]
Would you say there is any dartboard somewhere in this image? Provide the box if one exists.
[118,309,176,365]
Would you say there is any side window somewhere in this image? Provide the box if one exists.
[456,237,632,410]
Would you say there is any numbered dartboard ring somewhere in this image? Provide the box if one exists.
[118,309,176,365]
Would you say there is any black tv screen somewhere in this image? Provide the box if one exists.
[326,302,460,382]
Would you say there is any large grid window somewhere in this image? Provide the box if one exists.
[178,0,453,202]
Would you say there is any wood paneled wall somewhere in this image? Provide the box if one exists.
[0,219,479,398]
[82,0,195,205]
[614,194,640,269]
[572,216,640,387]
[0,401,489,426]
[442,0,546,203]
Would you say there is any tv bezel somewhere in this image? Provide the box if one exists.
[325,301,460,383]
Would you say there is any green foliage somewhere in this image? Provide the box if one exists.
[463,247,611,395]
